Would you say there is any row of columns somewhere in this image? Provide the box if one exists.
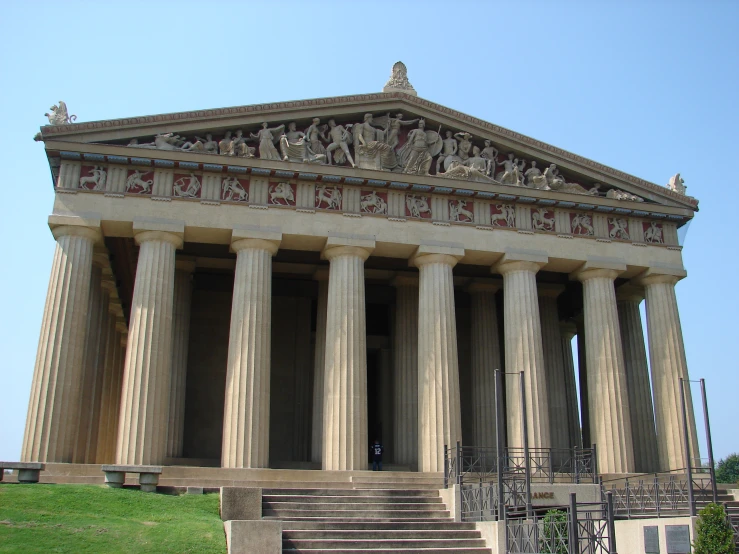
[22,221,698,476]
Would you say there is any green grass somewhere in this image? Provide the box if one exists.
[0,484,225,553]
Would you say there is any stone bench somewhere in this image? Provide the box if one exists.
[101,465,163,492]
[0,462,45,483]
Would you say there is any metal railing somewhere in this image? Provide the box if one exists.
[445,443,598,487]
[601,464,715,519]
[505,493,616,554]
[461,475,527,522]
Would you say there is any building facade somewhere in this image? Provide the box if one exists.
[23,64,699,476]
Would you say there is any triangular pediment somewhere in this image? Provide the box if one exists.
[37,92,697,213]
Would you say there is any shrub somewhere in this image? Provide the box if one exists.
[715,453,739,484]
[692,503,735,554]
[540,509,569,554]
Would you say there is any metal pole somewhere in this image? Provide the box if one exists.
[444,444,448,489]
[606,491,618,554]
[574,446,580,484]
[700,379,718,504]
[568,492,578,554]
[592,443,598,483]
[495,369,505,521]
[456,440,462,487]
[520,371,533,518]
[549,448,554,484]
[680,378,696,516]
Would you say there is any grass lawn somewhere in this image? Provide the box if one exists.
[0,484,225,553]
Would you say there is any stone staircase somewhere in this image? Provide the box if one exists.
[262,488,491,553]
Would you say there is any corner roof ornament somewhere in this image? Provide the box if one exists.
[45,101,77,126]
[383,61,417,96]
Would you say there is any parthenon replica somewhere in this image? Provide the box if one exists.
[24,62,699,478]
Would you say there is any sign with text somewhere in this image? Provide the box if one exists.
[665,525,690,554]
[644,526,659,553]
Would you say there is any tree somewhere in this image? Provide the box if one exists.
[692,503,735,554]
[540,509,569,554]
[715,453,739,484]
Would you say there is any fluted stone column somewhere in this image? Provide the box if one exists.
[393,275,419,468]
[559,322,582,448]
[494,255,550,450]
[575,264,634,474]
[222,230,281,468]
[414,246,464,472]
[468,281,502,450]
[616,285,660,473]
[95,313,126,464]
[166,259,195,459]
[22,220,100,463]
[311,270,329,464]
[575,319,591,447]
[322,237,374,471]
[116,224,183,466]
[539,285,570,452]
[74,258,112,463]
[639,270,699,471]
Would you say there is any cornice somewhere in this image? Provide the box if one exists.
[39,91,698,210]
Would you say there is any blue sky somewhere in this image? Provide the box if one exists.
[0,1,737,463]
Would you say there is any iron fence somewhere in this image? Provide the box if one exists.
[461,475,527,522]
[505,493,615,554]
[601,465,715,519]
[445,442,598,487]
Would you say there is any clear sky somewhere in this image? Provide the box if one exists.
[0,1,737,464]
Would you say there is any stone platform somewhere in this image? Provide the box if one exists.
[1,463,445,491]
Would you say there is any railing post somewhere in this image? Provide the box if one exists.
[591,443,598,483]
[548,449,554,484]
[680,378,696,516]
[520,371,533,518]
[568,492,578,554]
[625,478,630,519]
[574,446,580,484]
[456,440,462,487]
[606,491,618,554]
[495,369,505,521]
[655,474,661,517]
[479,480,483,521]
[444,444,448,489]
[700,378,718,504]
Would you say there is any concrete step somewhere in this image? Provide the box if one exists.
[283,530,482,539]
[263,509,452,519]
[262,512,454,527]
[263,488,439,498]
[264,495,442,504]
[280,521,477,531]
[282,538,488,549]
[353,481,442,490]
[264,501,447,511]
[282,547,492,554]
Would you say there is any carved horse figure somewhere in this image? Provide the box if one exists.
[222,176,248,201]
[644,222,663,243]
[532,208,555,231]
[79,166,107,191]
[449,200,473,222]
[360,190,387,214]
[406,195,430,218]
[316,185,342,210]
[125,170,153,194]
[269,182,295,205]
[491,204,515,227]
[609,218,629,240]
[571,213,594,235]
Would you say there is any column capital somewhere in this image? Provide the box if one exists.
[230,227,282,255]
[322,234,375,261]
[133,219,184,249]
[410,243,464,269]
[537,283,565,298]
[175,256,197,273]
[392,272,419,287]
[615,284,645,302]
[467,279,501,294]
[313,268,330,281]
[633,266,686,287]
[50,222,102,244]
[570,258,626,282]
[559,321,578,340]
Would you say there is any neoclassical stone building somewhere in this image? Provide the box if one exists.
[23,64,699,476]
